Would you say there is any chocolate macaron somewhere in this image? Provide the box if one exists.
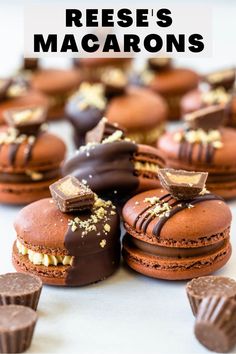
[122,169,232,280]
[66,69,167,147]
[158,105,236,199]
[0,106,66,204]
[134,58,199,120]
[73,57,132,82]
[63,129,165,203]
[0,77,49,125]
[31,68,81,119]
[13,176,121,286]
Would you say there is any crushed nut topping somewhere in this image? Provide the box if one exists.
[174,129,223,149]
[70,82,107,111]
[100,239,107,248]
[68,196,115,237]
[201,88,231,105]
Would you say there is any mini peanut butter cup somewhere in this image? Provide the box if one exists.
[23,58,39,71]
[85,117,125,144]
[186,276,236,316]
[204,67,236,91]
[0,273,42,310]
[49,175,95,213]
[195,296,236,353]
[0,79,12,101]
[101,68,128,98]
[148,57,172,71]
[158,168,208,200]
[184,105,226,131]
[3,106,47,135]
[0,305,37,353]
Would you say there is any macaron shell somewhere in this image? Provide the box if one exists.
[122,236,231,280]
[106,86,168,130]
[0,178,59,205]
[0,90,49,124]
[31,69,81,95]
[0,130,66,173]
[122,189,232,245]
[150,68,199,95]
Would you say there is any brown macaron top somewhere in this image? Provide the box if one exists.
[158,127,236,169]
[106,86,168,130]
[149,68,199,95]
[122,188,231,245]
[14,197,120,256]
[0,126,66,173]
[75,58,132,68]
[31,69,81,95]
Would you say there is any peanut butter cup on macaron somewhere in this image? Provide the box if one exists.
[13,176,121,286]
[66,68,167,147]
[181,67,236,127]
[0,106,66,204]
[122,169,232,280]
[63,123,165,203]
[158,105,236,199]
[0,77,49,125]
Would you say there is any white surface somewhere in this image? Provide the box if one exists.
[1,1,236,353]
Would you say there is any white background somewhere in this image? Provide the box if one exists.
[0,1,236,353]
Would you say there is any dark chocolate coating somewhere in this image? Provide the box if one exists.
[63,141,138,197]
[66,99,105,146]
[64,201,121,285]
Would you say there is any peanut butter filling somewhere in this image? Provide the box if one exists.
[16,240,73,267]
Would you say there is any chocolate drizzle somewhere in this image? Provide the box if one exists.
[178,140,215,164]
[134,193,223,237]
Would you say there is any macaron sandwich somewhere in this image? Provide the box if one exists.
[63,118,166,203]
[133,58,199,120]
[0,105,66,204]
[13,175,121,286]
[181,67,236,127]
[158,104,236,199]
[66,68,167,147]
[122,168,232,280]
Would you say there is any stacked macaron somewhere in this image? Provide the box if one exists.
[122,168,232,280]
[181,67,236,127]
[0,105,66,204]
[13,175,121,286]
[66,67,168,147]
[133,58,199,120]
[158,104,236,199]
[63,118,166,203]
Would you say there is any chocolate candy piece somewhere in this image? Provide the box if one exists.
[23,58,39,71]
[0,273,42,310]
[186,276,236,316]
[85,117,125,144]
[184,105,226,131]
[101,68,127,98]
[148,58,172,71]
[205,68,236,91]
[3,106,47,135]
[49,175,95,213]
[194,296,236,353]
[0,305,37,353]
[158,168,208,200]
[0,79,12,101]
